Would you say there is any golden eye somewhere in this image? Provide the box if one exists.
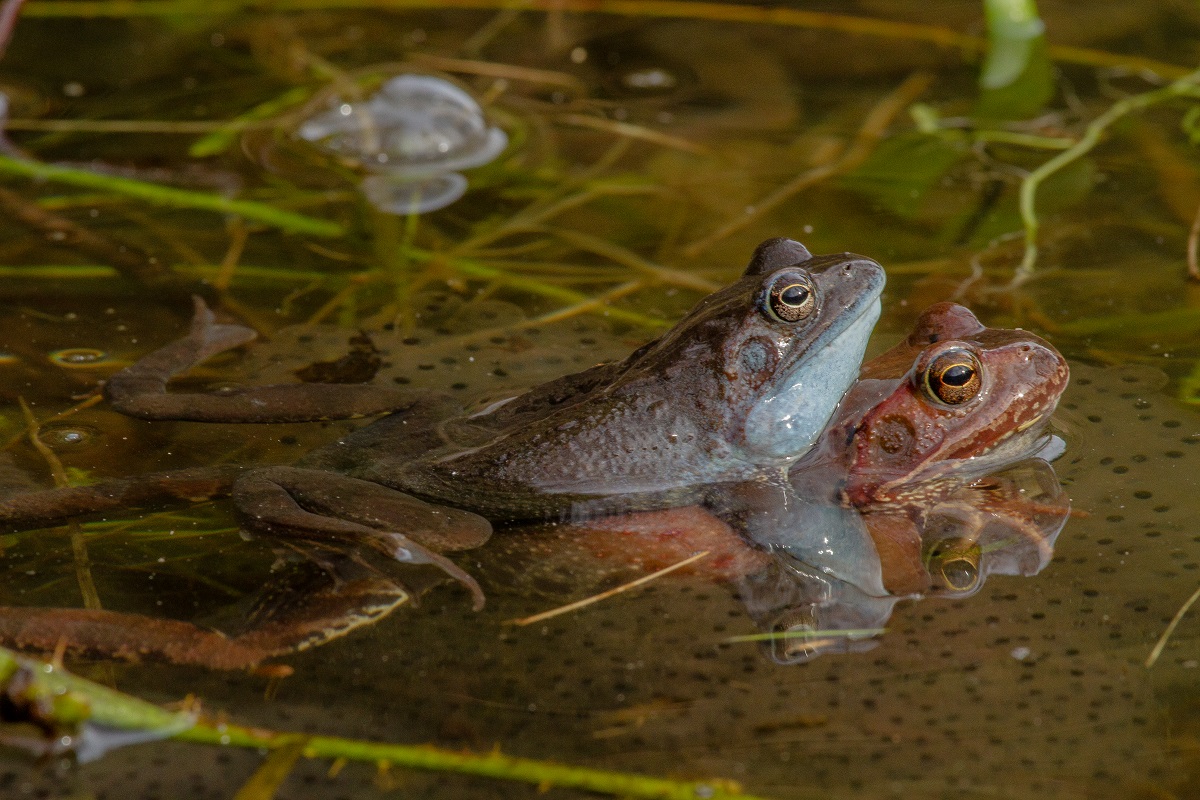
[764,270,816,323]
[923,537,982,592]
[923,348,982,405]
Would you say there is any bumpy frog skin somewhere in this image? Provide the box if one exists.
[0,238,884,610]
[345,238,885,517]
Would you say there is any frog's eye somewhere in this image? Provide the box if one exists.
[923,348,982,405]
[764,270,816,323]
[923,536,981,592]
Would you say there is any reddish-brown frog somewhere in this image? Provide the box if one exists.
[550,302,1070,595]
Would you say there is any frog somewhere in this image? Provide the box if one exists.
[0,237,885,612]
[706,301,1070,596]
[0,303,1068,670]
[522,302,1070,596]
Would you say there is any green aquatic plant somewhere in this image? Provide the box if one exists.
[0,154,345,237]
[0,646,766,799]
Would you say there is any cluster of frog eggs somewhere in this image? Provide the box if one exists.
[295,74,508,214]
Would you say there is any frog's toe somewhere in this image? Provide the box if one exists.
[188,294,257,354]
[382,533,485,610]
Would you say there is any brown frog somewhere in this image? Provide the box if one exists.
[0,304,1069,670]
[0,238,883,612]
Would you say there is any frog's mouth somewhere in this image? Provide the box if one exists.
[742,294,882,461]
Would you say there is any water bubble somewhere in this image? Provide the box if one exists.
[296,74,507,215]
[48,348,109,368]
[360,172,468,214]
[37,424,98,450]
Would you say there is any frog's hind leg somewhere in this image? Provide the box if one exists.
[105,296,421,422]
[0,466,246,532]
[233,466,490,610]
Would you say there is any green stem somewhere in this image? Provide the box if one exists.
[0,647,765,800]
[403,247,673,330]
[0,155,345,237]
[1016,69,1200,282]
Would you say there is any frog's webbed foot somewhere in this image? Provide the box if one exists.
[105,296,421,422]
[233,467,490,610]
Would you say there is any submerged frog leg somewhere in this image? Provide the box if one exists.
[104,296,420,422]
[0,556,412,670]
[0,466,246,532]
[0,607,273,670]
[233,467,490,610]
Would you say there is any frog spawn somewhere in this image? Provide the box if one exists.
[3,366,1192,798]
[235,292,633,407]
[295,75,507,214]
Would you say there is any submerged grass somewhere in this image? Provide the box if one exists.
[0,646,768,800]
[0,155,345,237]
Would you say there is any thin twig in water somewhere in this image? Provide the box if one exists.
[556,113,710,155]
[724,628,886,644]
[1145,584,1200,668]
[506,550,710,626]
[683,71,933,257]
[18,398,103,614]
[523,224,722,291]
[411,52,585,93]
[1188,201,1200,282]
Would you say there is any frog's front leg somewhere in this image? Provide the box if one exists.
[105,296,421,422]
[233,466,490,610]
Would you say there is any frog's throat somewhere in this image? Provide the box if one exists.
[742,297,882,462]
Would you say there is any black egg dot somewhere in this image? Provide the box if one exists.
[1163,420,1182,428]
[1133,490,1152,499]
[1087,415,1102,423]
[1165,450,1184,458]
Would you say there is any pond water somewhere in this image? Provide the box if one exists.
[1,2,1200,798]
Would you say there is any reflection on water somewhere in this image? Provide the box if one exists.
[740,458,1068,664]
[0,1,1199,798]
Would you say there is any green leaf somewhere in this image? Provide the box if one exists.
[976,0,1054,119]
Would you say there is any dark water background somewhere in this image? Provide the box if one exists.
[1,1,1200,798]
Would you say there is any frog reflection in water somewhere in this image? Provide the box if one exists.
[0,238,883,611]
[0,304,1067,669]
[693,300,1069,591]
[563,302,1069,661]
